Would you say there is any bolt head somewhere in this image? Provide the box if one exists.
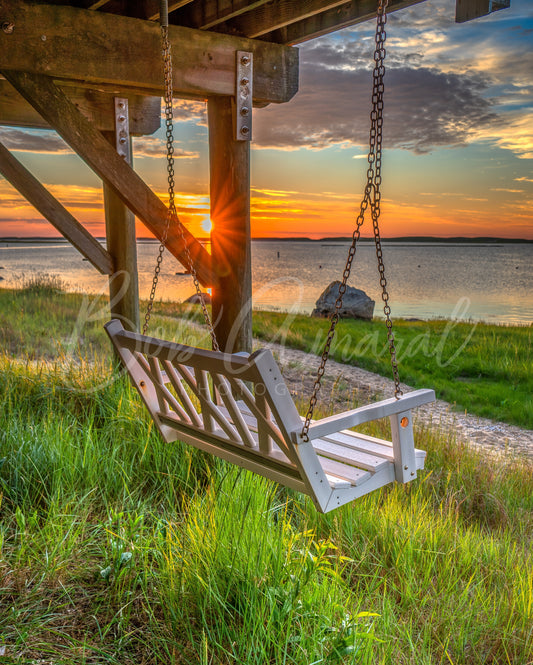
[240,107,249,117]
[240,55,250,66]
[240,126,250,135]
[119,136,127,144]
[240,77,249,87]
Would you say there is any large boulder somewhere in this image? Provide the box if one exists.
[184,292,212,305]
[311,281,375,320]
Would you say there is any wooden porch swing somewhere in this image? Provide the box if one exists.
[105,0,435,514]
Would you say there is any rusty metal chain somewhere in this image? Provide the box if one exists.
[301,0,400,443]
[142,23,172,336]
[369,0,402,398]
[143,22,220,351]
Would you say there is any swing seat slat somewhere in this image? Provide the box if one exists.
[106,319,435,513]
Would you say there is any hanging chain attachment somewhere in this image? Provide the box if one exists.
[142,21,172,336]
[142,21,219,351]
[300,0,400,444]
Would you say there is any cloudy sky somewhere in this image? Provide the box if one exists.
[0,0,531,239]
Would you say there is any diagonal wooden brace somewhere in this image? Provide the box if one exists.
[2,69,213,286]
[0,141,113,275]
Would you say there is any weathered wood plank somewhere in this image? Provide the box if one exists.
[322,430,394,460]
[0,141,113,275]
[176,0,270,30]
[317,457,371,486]
[262,0,426,44]
[2,70,213,285]
[212,372,257,448]
[0,0,298,104]
[220,0,351,39]
[86,0,113,9]
[146,0,196,21]
[455,0,510,23]
[208,95,253,353]
[0,80,161,135]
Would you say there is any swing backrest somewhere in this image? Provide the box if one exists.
[105,319,314,494]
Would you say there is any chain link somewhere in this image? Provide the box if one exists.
[143,25,220,351]
[301,0,400,443]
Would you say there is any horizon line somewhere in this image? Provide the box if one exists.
[1,235,532,243]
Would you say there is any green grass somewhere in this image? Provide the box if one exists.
[0,352,531,664]
[1,279,532,662]
[251,311,533,429]
[2,278,530,427]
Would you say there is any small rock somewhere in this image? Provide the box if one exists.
[312,281,375,320]
[184,292,211,305]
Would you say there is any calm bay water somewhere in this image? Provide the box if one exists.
[0,240,531,325]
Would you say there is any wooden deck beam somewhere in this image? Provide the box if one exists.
[455,0,511,23]
[219,0,352,39]
[262,0,426,44]
[0,0,298,105]
[177,0,271,30]
[0,141,113,275]
[2,70,213,285]
[147,1,196,21]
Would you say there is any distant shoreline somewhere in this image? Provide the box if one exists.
[1,236,532,244]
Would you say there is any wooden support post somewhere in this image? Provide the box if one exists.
[103,104,140,332]
[208,96,252,354]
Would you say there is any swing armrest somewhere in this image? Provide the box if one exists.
[290,389,435,443]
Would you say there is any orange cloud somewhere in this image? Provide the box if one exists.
[2,180,531,241]
[249,187,533,239]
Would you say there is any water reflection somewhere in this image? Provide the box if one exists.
[0,240,531,325]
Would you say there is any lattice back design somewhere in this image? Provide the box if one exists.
[104,320,302,474]
[134,349,296,460]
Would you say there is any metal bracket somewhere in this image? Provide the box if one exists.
[235,51,252,141]
[114,97,131,163]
